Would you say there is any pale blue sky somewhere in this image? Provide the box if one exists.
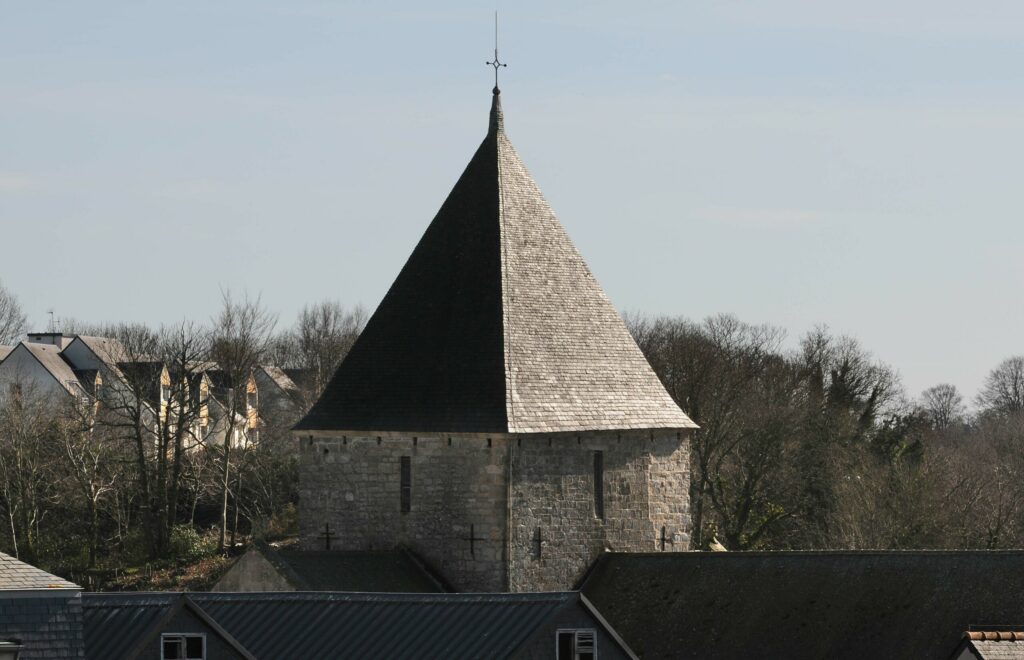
[2,2,1023,402]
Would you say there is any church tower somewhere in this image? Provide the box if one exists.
[294,88,697,592]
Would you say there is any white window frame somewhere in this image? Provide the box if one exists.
[161,633,206,660]
[555,628,597,660]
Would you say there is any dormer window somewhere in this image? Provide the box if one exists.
[162,633,205,660]
[557,629,596,660]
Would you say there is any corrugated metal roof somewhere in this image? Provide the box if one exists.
[84,591,576,660]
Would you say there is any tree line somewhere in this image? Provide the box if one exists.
[1,277,1022,575]
[631,314,1024,551]
[0,280,363,574]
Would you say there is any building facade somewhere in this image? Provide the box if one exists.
[295,88,696,592]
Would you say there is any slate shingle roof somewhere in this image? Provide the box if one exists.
[580,550,1024,660]
[258,366,299,394]
[296,90,695,434]
[966,633,1024,660]
[0,551,80,591]
[21,342,84,396]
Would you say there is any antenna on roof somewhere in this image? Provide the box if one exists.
[485,11,506,92]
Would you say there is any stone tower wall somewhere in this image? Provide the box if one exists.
[298,429,691,593]
[507,430,691,592]
[298,434,510,592]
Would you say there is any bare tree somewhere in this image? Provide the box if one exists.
[273,301,365,407]
[977,356,1024,417]
[919,383,966,430]
[154,322,209,554]
[91,323,164,557]
[209,291,276,553]
[58,397,118,567]
[0,382,61,563]
[0,280,27,345]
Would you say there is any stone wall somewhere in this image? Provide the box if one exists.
[298,429,691,593]
[508,430,691,592]
[299,433,510,592]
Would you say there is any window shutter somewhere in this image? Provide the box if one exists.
[576,630,596,660]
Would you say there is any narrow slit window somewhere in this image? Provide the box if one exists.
[400,456,411,513]
[593,451,604,520]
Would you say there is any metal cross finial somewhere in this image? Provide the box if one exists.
[485,11,506,90]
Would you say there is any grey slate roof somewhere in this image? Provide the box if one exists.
[21,342,84,396]
[296,90,695,434]
[84,591,584,660]
[248,541,447,592]
[74,335,129,366]
[258,366,299,394]
[580,551,1024,660]
[0,551,80,591]
[968,635,1024,660]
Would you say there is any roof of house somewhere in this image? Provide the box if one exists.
[75,335,129,366]
[960,632,1024,660]
[282,368,314,392]
[0,345,12,362]
[258,366,299,394]
[579,551,1024,660]
[20,342,83,396]
[296,90,695,435]
[0,551,80,591]
[246,541,448,592]
[83,591,589,659]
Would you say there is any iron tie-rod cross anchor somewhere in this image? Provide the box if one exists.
[319,522,337,551]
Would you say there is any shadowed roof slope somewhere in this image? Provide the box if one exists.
[84,592,594,660]
[296,90,695,434]
[231,541,447,592]
[580,551,1024,660]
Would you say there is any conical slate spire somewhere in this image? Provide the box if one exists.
[296,93,695,434]
[489,87,503,134]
